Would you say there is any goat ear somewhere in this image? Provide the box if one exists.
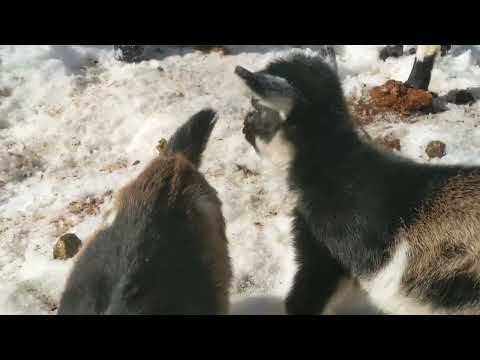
[167,109,218,168]
[235,66,297,120]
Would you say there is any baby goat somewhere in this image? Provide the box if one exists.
[58,109,232,315]
[235,51,480,315]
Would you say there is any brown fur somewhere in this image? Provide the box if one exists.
[119,154,232,312]
[399,171,480,313]
[61,152,232,314]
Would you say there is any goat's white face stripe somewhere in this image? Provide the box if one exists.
[416,45,441,62]
[257,97,293,121]
[256,129,295,169]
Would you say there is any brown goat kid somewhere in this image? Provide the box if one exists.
[58,109,232,315]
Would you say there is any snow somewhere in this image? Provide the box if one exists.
[1,45,480,315]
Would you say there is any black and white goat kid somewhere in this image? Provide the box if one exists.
[58,109,232,315]
[235,51,480,315]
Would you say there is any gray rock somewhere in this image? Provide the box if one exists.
[53,233,82,260]
[426,140,446,159]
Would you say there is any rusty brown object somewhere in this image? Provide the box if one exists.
[369,80,434,116]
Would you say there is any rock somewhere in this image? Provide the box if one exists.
[445,89,476,105]
[156,138,168,155]
[113,45,145,63]
[53,233,82,260]
[426,141,446,159]
[408,47,417,55]
[0,88,12,97]
[379,45,404,61]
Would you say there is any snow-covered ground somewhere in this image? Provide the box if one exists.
[1,45,480,315]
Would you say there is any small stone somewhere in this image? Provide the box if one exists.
[426,141,446,159]
[379,45,404,61]
[0,88,12,97]
[445,89,476,105]
[53,233,82,260]
[156,138,168,154]
[132,160,140,166]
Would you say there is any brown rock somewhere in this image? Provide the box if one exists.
[156,138,168,155]
[426,141,446,159]
[53,233,82,260]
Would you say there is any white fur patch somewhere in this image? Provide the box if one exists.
[322,277,379,315]
[416,45,441,62]
[256,129,295,170]
[360,241,435,315]
[257,97,293,121]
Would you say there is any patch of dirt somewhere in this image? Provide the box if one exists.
[67,190,113,217]
[49,216,75,237]
[99,159,128,173]
[193,45,230,56]
[50,190,114,236]
[374,134,402,152]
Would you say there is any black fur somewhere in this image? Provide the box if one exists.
[236,53,480,314]
[405,55,437,91]
[58,109,231,315]
[285,209,349,315]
